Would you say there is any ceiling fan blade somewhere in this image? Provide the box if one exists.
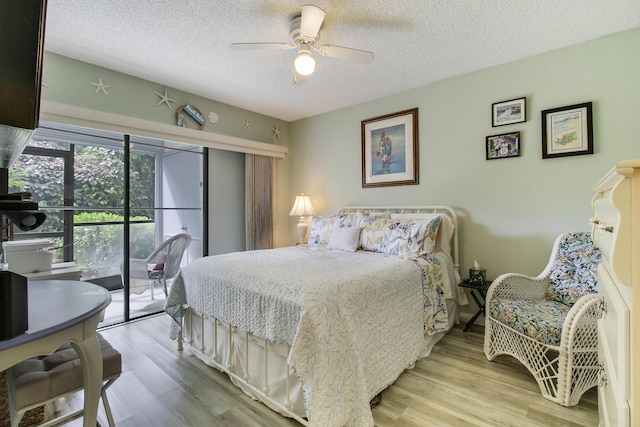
[293,69,308,85]
[315,45,375,64]
[230,42,295,51]
[300,4,325,39]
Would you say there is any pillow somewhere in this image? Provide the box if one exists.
[390,213,440,221]
[546,232,601,306]
[360,217,410,255]
[359,216,441,257]
[308,213,368,245]
[390,213,455,254]
[146,263,164,279]
[327,227,362,252]
[400,215,442,259]
[365,211,391,219]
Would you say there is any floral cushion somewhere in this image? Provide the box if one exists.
[360,216,441,258]
[308,213,367,246]
[490,298,570,346]
[546,232,601,306]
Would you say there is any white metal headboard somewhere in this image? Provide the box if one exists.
[337,205,459,275]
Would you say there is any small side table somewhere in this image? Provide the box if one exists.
[458,280,492,332]
[22,262,82,281]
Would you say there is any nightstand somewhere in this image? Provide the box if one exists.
[458,280,492,332]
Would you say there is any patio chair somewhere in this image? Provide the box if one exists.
[121,233,191,299]
[483,232,603,406]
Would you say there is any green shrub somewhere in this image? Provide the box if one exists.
[72,212,154,279]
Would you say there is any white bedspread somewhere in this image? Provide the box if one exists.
[166,245,449,427]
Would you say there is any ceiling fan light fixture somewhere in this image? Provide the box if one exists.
[294,50,315,76]
[300,4,326,39]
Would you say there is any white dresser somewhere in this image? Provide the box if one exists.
[591,159,639,427]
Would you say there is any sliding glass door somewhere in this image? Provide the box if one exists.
[122,135,204,324]
[8,122,204,326]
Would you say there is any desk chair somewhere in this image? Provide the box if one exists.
[6,334,121,427]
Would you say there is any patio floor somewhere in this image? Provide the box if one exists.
[99,286,166,327]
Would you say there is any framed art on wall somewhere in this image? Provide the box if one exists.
[486,131,520,160]
[541,102,593,159]
[361,108,418,188]
[492,97,526,127]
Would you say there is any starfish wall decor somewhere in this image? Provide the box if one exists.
[271,125,283,143]
[154,88,176,110]
[91,78,110,95]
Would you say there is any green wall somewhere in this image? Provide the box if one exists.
[289,28,640,313]
[41,53,290,146]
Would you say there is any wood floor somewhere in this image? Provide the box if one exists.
[50,314,598,426]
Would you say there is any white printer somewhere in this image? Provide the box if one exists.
[2,239,54,274]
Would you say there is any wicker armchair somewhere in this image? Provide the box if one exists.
[483,232,603,406]
[121,233,191,299]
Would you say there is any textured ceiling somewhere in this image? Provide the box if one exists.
[44,0,640,122]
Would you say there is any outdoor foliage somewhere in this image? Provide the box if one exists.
[73,212,155,279]
[10,142,155,214]
[9,141,156,279]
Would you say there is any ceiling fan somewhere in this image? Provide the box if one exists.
[230,4,375,85]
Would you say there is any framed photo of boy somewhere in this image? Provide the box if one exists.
[492,97,526,127]
[541,102,593,159]
[361,108,419,188]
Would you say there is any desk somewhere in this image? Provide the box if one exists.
[458,280,492,332]
[0,280,111,427]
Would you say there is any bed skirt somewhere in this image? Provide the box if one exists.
[176,299,459,425]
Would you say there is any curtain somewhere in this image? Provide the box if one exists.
[245,154,273,250]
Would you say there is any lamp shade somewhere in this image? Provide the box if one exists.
[289,194,316,217]
[290,194,315,245]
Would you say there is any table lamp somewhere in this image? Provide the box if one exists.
[289,193,316,244]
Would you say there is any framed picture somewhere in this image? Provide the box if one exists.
[492,97,526,127]
[361,108,418,188]
[486,132,520,160]
[541,102,593,159]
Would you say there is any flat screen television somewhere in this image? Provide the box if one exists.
[0,0,47,168]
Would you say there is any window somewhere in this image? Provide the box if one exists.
[8,122,204,325]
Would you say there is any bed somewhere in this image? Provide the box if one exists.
[165,206,465,427]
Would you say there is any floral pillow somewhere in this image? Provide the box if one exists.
[400,215,442,259]
[390,213,454,254]
[546,232,601,306]
[360,216,441,258]
[360,218,410,255]
[308,213,367,246]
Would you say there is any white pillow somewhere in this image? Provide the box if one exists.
[327,227,362,252]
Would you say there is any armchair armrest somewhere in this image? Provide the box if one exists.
[129,258,152,280]
[560,294,603,350]
[486,273,551,305]
[555,293,603,404]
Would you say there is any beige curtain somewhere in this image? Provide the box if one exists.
[245,154,273,250]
